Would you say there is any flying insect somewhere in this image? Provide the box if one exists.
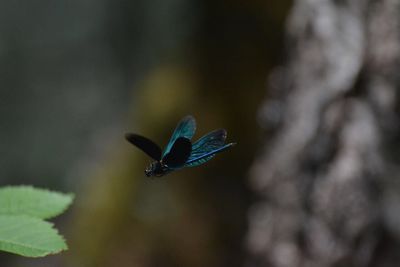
[125,115,236,177]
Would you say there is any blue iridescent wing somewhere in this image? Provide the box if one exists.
[163,115,196,157]
[185,143,235,167]
[185,129,235,167]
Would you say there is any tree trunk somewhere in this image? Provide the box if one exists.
[246,1,400,266]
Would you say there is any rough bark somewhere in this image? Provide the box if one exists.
[246,0,400,266]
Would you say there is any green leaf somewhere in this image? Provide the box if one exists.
[0,186,74,219]
[0,215,67,257]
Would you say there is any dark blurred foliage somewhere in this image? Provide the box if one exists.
[0,0,198,188]
[0,0,290,266]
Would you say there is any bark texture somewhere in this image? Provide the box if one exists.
[246,0,400,266]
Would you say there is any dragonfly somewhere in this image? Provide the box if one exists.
[125,115,236,177]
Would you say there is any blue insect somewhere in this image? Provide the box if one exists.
[125,115,236,177]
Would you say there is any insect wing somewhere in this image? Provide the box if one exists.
[163,115,196,157]
[185,129,229,167]
[125,133,162,160]
[162,137,192,169]
[185,142,235,167]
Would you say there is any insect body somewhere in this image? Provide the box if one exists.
[125,115,236,177]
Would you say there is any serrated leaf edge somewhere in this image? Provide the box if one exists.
[0,215,68,257]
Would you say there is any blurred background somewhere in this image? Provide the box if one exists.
[0,0,289,267]
[2,0,400,267]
